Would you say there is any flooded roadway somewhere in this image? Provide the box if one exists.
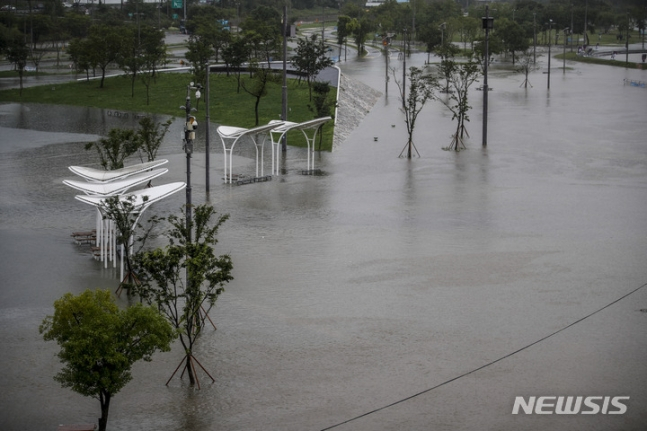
[1,49,647,431]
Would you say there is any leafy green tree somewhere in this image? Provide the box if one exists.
[87,24,126,88]
[350,16,374,57]
[5,35,29,96]
[240,5,281,64]
[308,81,337,150]
[67,37,95,80]
[241,63,279,126]
[436,57,480,152]
[222,35,250,92]
[392,66,437,159]
[495,18,529,65]
[292,33,334,101]
[138,26,168,105]
[135,116,173,163]
[40,289,176,431]
[337,15,352,62]
[185,33,214,96]
[132,205,234,387]
[85,128,139,170]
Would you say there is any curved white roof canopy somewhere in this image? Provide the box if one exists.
[63,168,168,195]
[74,182,186,281]
[68,159,168,183]
[268,117,332,175]
[75,181,186,211]
[217,122,284,183]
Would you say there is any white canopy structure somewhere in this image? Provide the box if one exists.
[63,168,168,195]
[268,117,332,176]
[217,122,283,184]
[74,182,186,283]
[68,159,168,183]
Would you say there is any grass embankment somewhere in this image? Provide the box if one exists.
[0,71,336,151]
[555,51,646,69]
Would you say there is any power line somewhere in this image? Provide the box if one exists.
[321,281,647,430]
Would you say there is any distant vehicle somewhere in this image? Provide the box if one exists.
[1,5,17,10]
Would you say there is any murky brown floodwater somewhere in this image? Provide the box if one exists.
[1,47,647,431]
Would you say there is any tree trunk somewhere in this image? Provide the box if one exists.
[186,354,196,385]
[98,391,111,431]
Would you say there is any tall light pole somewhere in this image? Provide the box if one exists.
[180,82,201,244]
[547,19,552,90]
[282,3,288,152]
[532,12,537,64]
[205,64,211,194]
[563,27,569,73]
[402,27,407,109]
[482,5,493,147]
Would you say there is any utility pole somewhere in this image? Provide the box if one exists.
[563,27,569,73]
[205,64,210,193]
[547,19,552,90]
[482,5,493,147]
[282,3,288,152]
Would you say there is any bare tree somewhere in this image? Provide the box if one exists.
[392,66,437,159]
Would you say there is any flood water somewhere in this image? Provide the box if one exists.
[1,50,647,431]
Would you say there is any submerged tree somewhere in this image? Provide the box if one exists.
[40,289,176,431]
[516,50,539,89]
[132,204,233,387]
[85,128,139,170]
[392,66,438,159]
[135,116,173,163]
[437,57,480,152]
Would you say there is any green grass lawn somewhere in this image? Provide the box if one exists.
[555,51,646,69]
[0,71,336,151]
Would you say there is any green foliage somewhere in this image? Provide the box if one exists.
[392,66,437,158]
[0,72,335,151]
[242,64,280,126]
[132,204,233,385]
[135,116,173,163]
[292,33,334,100]
[436,57,480,152]
[85,128,138,170]
[40,289,176,431]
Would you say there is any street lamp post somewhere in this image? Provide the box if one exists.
[482,5,493,147]
[205,64,211,194]
[532,12,537,64]
[180,82,202,244]
[282,3,288,152]
[563,27,569,73]
[547,19,553,90]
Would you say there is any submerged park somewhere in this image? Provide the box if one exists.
[1,0,647,430]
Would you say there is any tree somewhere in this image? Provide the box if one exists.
[135,116,173,163]
[222,35,250,92]
[241,64,279,126]
[5,36,29,96]
[292,33,333,101]
[436,57,480,152]
[87,24,125,88]
[40,289,176,431]
[132,204,233,387]
[138,26,168,105]
[392,66,437,159]
[185,33,214,95]
[517,49,539,88]
[308,81,337,150]
[337,15,352,62]
[85,128,139,170]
